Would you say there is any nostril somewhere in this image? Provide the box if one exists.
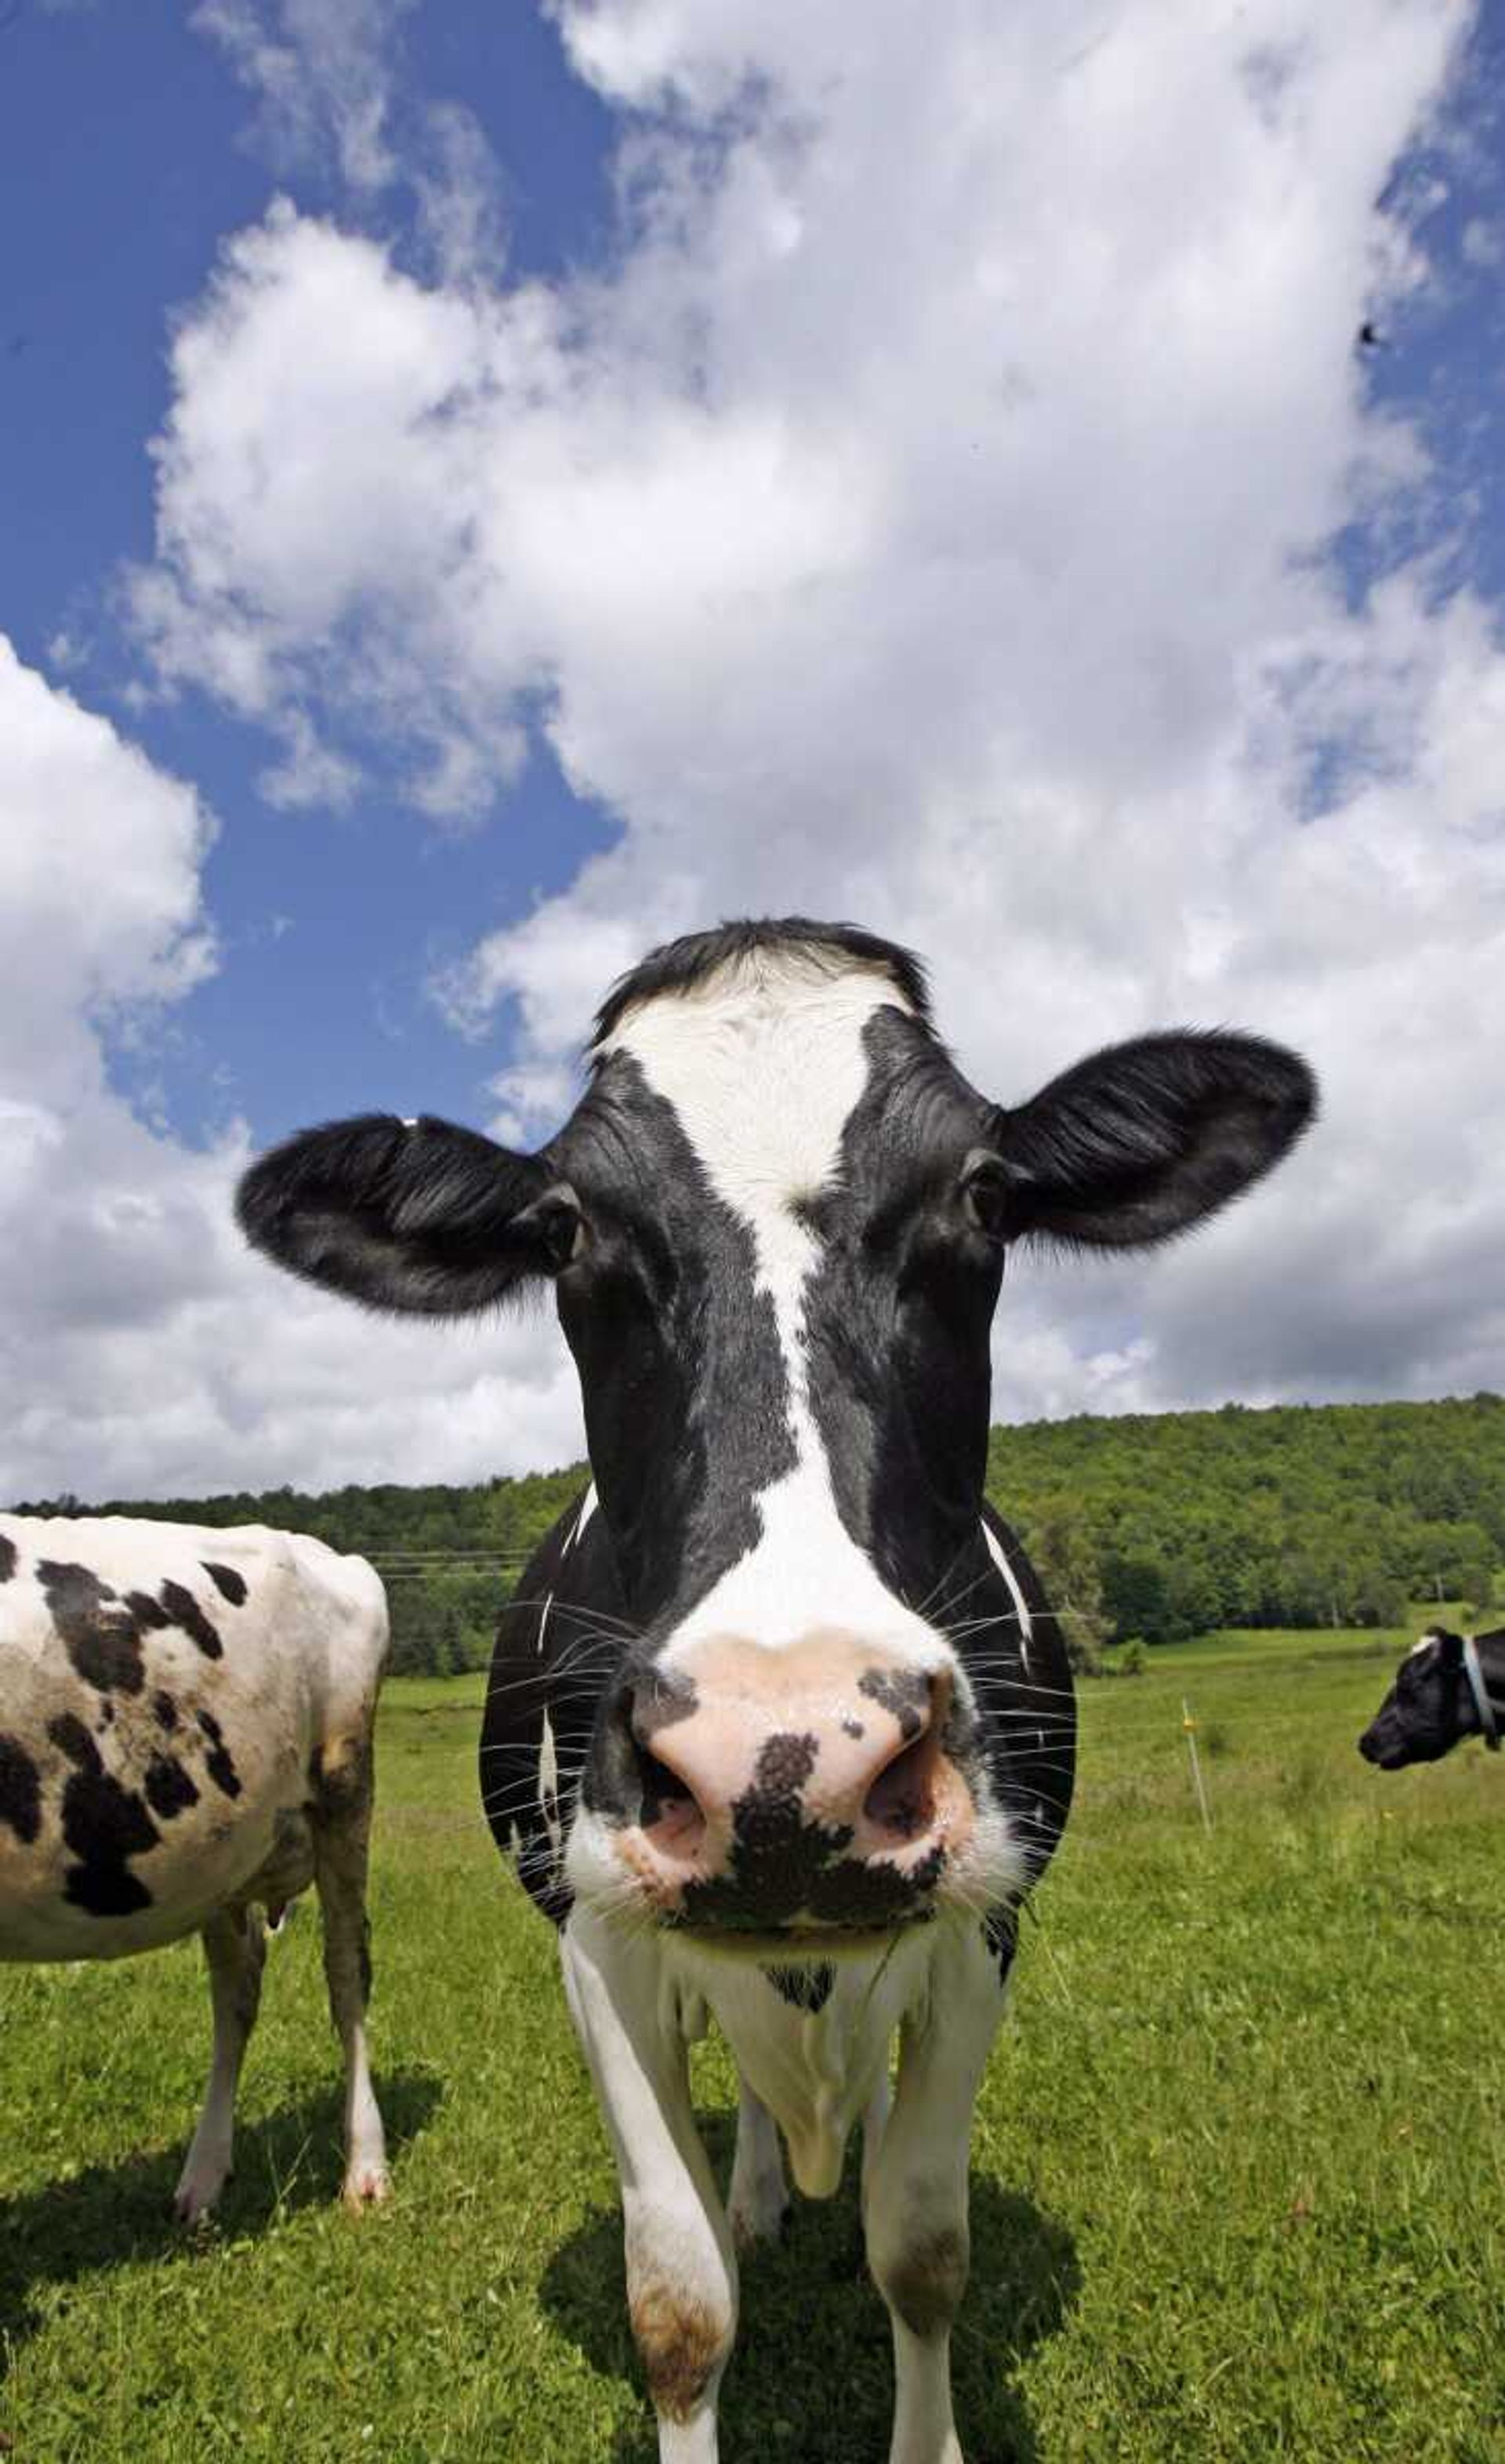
[864,1728,939,1842]
[631,1733,706,1856]
[860,1667,951,1843]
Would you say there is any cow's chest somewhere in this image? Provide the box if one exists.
[671,1931,935,2197]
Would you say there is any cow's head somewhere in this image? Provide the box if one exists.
[1358,1627,1500,1769]
[238,920,1315,1948]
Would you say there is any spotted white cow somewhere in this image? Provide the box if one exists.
[0,1515,390,2219]
[238,919,1315,2461]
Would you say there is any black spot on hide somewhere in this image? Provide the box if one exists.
[754,1731,819,1795]
[122,1590,172,1634]
[0,1532,17,1582]
[158,1580,223,1660]
[809,1840,945,1929]
[143,1754,200,1821]
[0,1733,42,1843]
[858,1667,929,1741]
[766,1961,835,2013]
[47,1711,159,1917]
[679,1730,849,1932]
[38,1561,227,1696]
[201,1560,248,1606]
[196,1707,242,1798]
[38,1562,147,1696]
[152,1690,179,1731]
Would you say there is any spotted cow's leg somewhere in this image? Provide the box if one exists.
[563,1911,737,2464]
[175,1904,266,2223]
[864,1926,1009,2464]
[727,2074,789,2250]
[311,1741,390,2210]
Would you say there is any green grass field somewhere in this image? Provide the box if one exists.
[2,1623,1502,2462]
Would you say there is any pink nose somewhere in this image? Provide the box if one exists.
[619,1638,972,1918]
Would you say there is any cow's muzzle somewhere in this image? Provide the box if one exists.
[604,1637,975,1934]
[1358,1715,1411,1769]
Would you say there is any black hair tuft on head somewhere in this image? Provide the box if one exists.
[593,916,930,1046]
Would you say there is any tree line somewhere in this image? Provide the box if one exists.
[13,1395,1502,1678]
[993,1395,1503,1669]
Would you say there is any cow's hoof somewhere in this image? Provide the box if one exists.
[729,2183,790,2251]
[342,2162,391,2212]
[172,2169,227,2226]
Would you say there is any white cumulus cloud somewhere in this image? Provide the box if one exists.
[0,640,582,1503]
[89,0,1505,1485]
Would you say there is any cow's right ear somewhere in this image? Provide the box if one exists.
[236,1114,578,1316]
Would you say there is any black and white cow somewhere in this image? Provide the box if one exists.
[238,919,1314,2462]
[1358,1625,1504,1769]
[0,1515,390,2219]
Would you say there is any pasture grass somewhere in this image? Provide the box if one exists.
[2,1619,1502,2462]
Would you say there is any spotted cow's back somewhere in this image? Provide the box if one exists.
[0,1516,368,1962]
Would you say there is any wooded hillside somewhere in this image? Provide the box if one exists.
[14,1395,1502,1675]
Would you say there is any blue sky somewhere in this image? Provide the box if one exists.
[2,0,1503,1499]
[2,0,620,1143]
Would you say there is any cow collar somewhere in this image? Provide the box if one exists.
[1462,1635,1501,1752]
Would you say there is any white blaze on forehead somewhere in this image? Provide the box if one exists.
[599,951,941,1653]
[598,952,906,1225]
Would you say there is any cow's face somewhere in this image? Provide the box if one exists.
[1358,1630,1471,1769]
[238,920,1315,1948]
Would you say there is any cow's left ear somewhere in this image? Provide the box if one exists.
[990,1031,1316,1250]
[237,1113,577,1316]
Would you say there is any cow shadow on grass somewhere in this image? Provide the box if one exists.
[0,2067,441,2386]
[542,2112,1078,2464]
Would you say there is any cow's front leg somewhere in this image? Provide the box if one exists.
[562,1912,737,2463]
[864,1925,1009,2464]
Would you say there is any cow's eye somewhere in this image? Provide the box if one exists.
[959,1150,1011,1241]
[516,1185,586,1273]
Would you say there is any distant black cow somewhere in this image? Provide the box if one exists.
[1358,1626,1504,1769]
